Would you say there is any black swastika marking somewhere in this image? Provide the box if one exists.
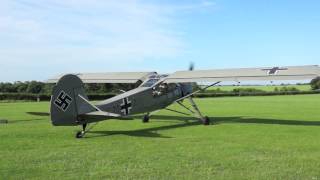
[54,91,73,111]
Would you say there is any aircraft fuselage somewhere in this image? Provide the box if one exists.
[96,82,190,116]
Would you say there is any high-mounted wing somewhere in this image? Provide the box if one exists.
[47,72,156,84]
[164,65,320,83]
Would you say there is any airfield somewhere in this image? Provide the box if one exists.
[1,94,320,179]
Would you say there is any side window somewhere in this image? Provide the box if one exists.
[168,84,177,91]
[152,83,169,97]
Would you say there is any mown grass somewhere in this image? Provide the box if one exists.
[1,94,320,179]
[208,84,311,92]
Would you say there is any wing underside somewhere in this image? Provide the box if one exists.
[164,65,320,83]
[47,72,156,84]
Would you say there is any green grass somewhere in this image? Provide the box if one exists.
[1,95,320,179]
[208,84,311,92]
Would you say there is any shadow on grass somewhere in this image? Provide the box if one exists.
[25,112,320,127]
[135,115,320,126]
[87,121,202,139]
[1,112,49,124]
[214,117,320,126]
[21,112,320,138]
[25,111,320,126]
[26,112,50,116]
[87,115,320,139]
[146,115,320,126]
[8,119,45,124]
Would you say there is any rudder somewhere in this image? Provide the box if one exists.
[50,74,94,126]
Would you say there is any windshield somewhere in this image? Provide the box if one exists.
[141,78,160,87]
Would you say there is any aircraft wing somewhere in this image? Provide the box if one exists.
[164,65,320,83]
[47,72,156,84]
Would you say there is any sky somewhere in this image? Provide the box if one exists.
[0,0,319,82]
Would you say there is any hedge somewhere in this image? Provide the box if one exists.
[0,93,117,101]
[1,90,320,102]
[194,90,320,98]
[0,93,51,101]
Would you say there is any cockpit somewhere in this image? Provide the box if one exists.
[140,74,178,97]
[140,78,160,87]
[140,74,168,87]
[151,83,179,97]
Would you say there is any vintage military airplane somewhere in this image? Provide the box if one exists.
[47,65,320,138]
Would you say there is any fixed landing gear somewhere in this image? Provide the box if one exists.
[188,97,211,125]
[202,116,210,125]
[76,124,87,138]
[142,113,150,123]
[176,97,211,125]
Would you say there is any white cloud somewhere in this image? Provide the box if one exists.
[0,0,215,81]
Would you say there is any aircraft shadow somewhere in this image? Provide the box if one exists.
[22,112,320,138]
[87,121,201,139]
[1,112,49,124]
[214,117,320,126]
[135,115,320,126]
[87,115,320,139]
[8,118,45,123]
[87,115,320,138]
[26,112,50,116]
[26,111,320,126]
[25,112,320,127]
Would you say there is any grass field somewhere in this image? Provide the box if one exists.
[1,94,320,179]
[208,84,311,92]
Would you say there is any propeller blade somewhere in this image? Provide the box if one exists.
[189,62,194,71]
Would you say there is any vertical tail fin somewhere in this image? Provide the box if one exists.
[50,74,95,126]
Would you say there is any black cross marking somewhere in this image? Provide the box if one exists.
[120,97,132,116]
[54,91,73,111]
[262,67,288,75]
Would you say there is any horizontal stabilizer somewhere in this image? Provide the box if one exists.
[84,110,121,117]
[77,94,122,117]
[79,110,133,121]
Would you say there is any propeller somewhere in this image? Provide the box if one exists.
[189,62,194,71]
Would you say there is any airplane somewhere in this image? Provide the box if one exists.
[47,65,320,138]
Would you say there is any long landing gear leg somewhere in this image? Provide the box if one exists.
[188,97,210,125]
[76,123,87,138]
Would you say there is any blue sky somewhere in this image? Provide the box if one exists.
[0,0,319,82]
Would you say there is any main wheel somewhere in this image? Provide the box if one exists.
[203,116,210,125]
[142,115,150,123]
[76,131,84,138]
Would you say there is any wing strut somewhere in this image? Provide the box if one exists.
[175,97,210,125]
[175,81,221,102]
[171,81,221,125]
[164,108,192,116]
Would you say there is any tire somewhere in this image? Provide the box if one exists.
[143,115,149,123]
[76,131,83,138]
[203,116,210,125]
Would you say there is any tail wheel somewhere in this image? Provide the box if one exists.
[75,124,87,138]
[76,131,84,138]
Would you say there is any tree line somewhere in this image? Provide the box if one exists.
[0,81,139,94]
[0,77,319,94]
[311,77,320,90]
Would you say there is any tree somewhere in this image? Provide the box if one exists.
[41,84,55,94]
[311,77,320,90]
[14,81,28,93]
[0,82,17,93]
[85,83,103,93]
[26,81,44,94]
